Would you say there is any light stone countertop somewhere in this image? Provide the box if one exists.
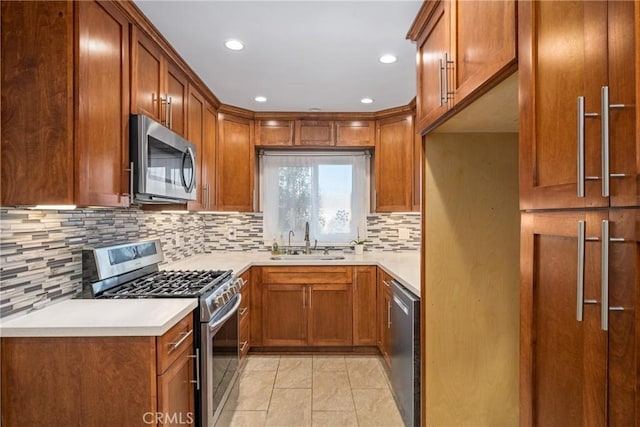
[0,298,197,337]
[164,251,421,297]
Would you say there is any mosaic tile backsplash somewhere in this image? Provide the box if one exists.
[0,208,419,318]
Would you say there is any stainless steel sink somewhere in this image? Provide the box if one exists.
[269,254,345,261]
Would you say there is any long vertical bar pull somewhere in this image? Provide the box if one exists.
[601,220,609,331]
[438,58,443,107]
[577,97,586,197]
[601,87,610,197]
[576,221,586,321]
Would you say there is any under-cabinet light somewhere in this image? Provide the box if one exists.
[32,205,77,210]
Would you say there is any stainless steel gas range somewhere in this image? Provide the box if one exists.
[80,239,244,427]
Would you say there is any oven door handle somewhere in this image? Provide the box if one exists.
[208,293,242,333]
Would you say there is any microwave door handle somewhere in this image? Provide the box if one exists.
[181,147,196,193]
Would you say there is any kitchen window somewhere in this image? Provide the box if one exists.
[260,151,369,246]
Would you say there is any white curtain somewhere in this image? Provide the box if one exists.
[261,151,369,246]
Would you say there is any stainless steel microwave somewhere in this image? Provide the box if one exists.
[130,114,197,204]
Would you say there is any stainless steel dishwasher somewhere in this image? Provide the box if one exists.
[391,280,420,427]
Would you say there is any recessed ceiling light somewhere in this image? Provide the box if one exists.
[254,96,267,102]
[309,107,322,112]
[379,54,397,64]
[361,97,374,104]
[224,39,244,51]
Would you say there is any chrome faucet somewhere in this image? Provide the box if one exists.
[304,222,311,254]
[288,230,295,254]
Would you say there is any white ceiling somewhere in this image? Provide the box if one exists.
[133,0,422,113]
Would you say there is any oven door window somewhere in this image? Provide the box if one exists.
[146,136,194,195]
[209,303,239,420]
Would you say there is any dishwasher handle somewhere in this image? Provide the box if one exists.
[393,295,409,315]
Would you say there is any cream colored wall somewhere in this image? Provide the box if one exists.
[423,133,520,426]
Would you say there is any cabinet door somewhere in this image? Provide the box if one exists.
[166,61,188,137]
[415,0,450,133]
[375,114,413,212]
[157,347,195,427]
[76,0,130,208]
[520,211,607,426]
[201,103,217,210]
[519,1,608,210]
[186,85,205,211]
[262,284,307,346]
[295,120,335,146]
[353,266,377,345]
[377,270,393,366]
[217,113,254,211]
[255,120,294,146]
[606,209,639,425]
[131,28,163,122]
[335,120,375,147]
[451,0,516,104]
[608,0,637,207]
[1,1,74,205]
[308,284,353,346]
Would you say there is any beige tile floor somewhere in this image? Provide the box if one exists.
[217,355,405,427]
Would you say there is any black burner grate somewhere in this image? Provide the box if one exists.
[102,269,232,298]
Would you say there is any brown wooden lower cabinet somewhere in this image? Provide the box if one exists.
[377,268,393,366]
[258,266,354,347]
[1,313,195,427]
[521,209,639,426]
[353,266,377,345]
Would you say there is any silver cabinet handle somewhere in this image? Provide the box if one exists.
[302,287,306,309]
[601,220,609,331]
[168,96,173,129]
[123,161,134,205]
[383,280,391,288]
[577,96,599,197]
[387,300,391,329]
[576,221,586,321]
[601,86,628,197]
[164,93,170,128]
[240,341,248,353]
[239,307,248,316]
[189,348,200,390]
[438,57,444,107]
[309,287,312,308]
[170,329,193,351]
[601,87,610,197]
[443,52,449,104]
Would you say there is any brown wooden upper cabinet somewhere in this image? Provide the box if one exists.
[201,103,217,211]
[335,120,376,147]
[295,120,335,146]
[375,114,414,212]
[217,113,254,211]
[186,84,206,211]
[1,1,131,208]
[255,120,295,146]
[255,119,375,148]
[519,0,637,210]
[408,0,517,135]
[131,26,187,137]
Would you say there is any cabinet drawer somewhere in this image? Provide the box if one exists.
[261,266,353,284]
[157,313,194,375]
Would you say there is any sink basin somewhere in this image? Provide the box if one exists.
[269,254,345,261]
